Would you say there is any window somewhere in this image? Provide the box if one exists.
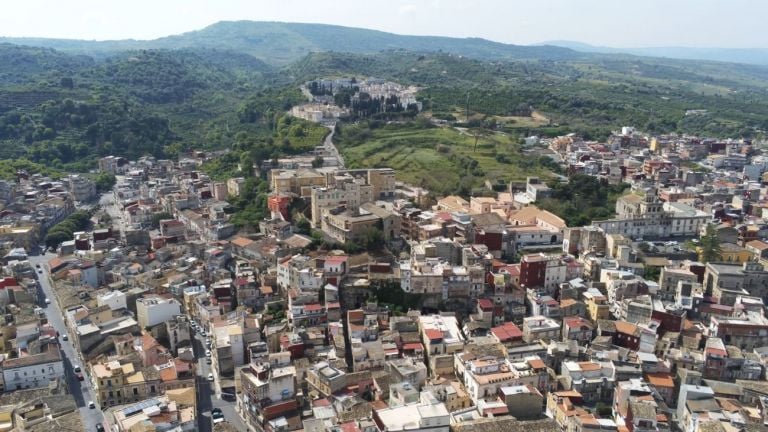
[133,388,138,395]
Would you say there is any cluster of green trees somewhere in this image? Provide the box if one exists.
[44,210,91,248]
[93,172,116,192]
[536,175,629,226]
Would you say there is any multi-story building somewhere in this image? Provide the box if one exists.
[136,296,182,329]
[710,314,768,351]
[320,206,385,244]
[561,361,616,403]
[592,189,708,239]
[310,179,372,227]
[91,359,162,408]
[419,315,466,377]
[305,361,347,396]
[239,358,297,430]
[65,174,97,202]
[703,262,768,305]
[1,342,64,391]
[373,392,450,432]
[270,168,326,197]
[522,315,561,343]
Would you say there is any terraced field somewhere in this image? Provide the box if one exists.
[336,123,552,195]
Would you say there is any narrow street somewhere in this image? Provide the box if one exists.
[191,327,249,431]
[28,252,105,431]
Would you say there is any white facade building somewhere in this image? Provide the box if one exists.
[136,297,182,329]
[97,290,127,311]
[2,348,65,391]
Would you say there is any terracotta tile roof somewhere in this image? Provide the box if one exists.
[424,329,443,341]
[490,322,523,342]
[231,237,253,248]
[615,321,639,336]
[528,358,546,369]
[645,373,674,388]
[577,362,601,371]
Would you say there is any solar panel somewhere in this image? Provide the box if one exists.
[121,398,161,417]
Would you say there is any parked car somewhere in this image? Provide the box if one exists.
[211,407,224,424]
[206,358,212,365]
[74,365,81,373]
[207,373,214,381]
[44,298,51,304]
[88,401,95,409]
[96,424,105,432]
[62,334,68,341]
[205,350,211,357]
[76,372,84,381]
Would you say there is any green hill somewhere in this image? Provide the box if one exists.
[0,21,586,66]
[2,23,768,183]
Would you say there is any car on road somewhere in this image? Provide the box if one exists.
[96,424,105,432]
[35,264,40,269]
[76,372,84,381]
[200,330,207,337]
[206,358,212,365]
[207,373,214,381]
[205,350,211,357]
[88,401,96,409]
[62,334,68,341]
[37,269,42,274]
[44,298,51,305]
[211,407,224,424]
[74,365,81,373]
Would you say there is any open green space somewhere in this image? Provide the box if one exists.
[335,121,554,196]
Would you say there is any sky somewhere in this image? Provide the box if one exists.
[3,0,768,48]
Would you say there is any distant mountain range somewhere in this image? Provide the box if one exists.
[542,40,768,66]
[0,21,587,66]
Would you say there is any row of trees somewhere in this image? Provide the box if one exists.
[44,210,91,248]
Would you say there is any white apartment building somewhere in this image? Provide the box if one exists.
[136,297,182,329]
[97,290,127,311]
[2,347,65,391]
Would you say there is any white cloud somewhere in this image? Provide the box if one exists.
[398,4,417,14]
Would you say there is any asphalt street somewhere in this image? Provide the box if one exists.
[29,252,105,432]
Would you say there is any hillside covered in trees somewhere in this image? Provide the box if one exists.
[2,22,768,178]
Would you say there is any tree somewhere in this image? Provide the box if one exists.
[296,218,311,235]
[94,172,117,192]
[699,224,722,263]
[45,230,71,248]
[151,212,174,229]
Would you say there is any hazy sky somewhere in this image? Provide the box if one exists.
[3,0,767,48]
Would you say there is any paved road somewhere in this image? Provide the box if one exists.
[323,124,345,169]
[191,328,248,431]
[29,253,105,432]
[100,191,127,236]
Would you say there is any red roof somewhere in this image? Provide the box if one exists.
[303,303,323,312]
[402,343,424,351]
[325,255,348,265]
[491,322,523,342]
[312,398,331,407]
[424,329,443,341]
[478,298,494,311]
[500,264,520,276]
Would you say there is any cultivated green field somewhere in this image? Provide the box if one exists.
[337,123,552,195]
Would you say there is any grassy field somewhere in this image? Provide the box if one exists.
[337,123,552,195]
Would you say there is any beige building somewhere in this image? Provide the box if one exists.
[92,359,160,408]
[321,209,381,244]
[271,168,326,197]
